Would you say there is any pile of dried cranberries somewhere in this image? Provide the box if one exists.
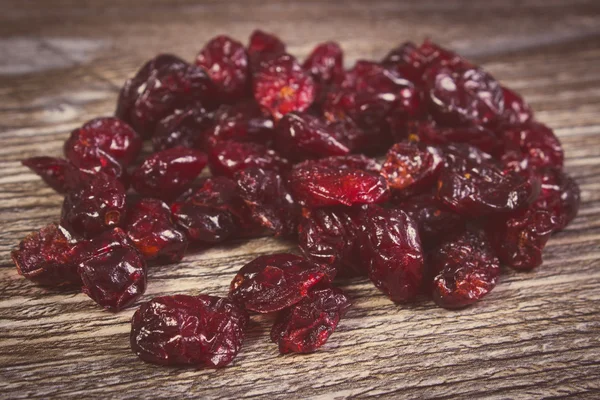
[13,31,580,368]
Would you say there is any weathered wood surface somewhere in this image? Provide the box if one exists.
[1,1,600,399]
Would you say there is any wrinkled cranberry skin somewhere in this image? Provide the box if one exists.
[253,53,316,120]
[383,40,457,84]
[229,253,328,313]
[500,86,533,126]
[75,228,147,311]
[207,140,289,178]
[205,102,275,144]
[11,224,80,286]
[314,154,381,174]
[290,157,389,208]
[125,198,188,263]
[424,59,504,127]
[358,206,424,303]
[61,172,127,238]
[195,35,249,104]
[381,141,443,196]
[235,168,299,237]
[131,294,248,368]
[429,229,500,309]
[152,105,213,151]
[131,147,207,201]
[275,112,350,161]
[302,42,344,101]
[271,286,350,354]
[487,208,557,270]
[534,168,580,231]
[326,118,370,154]
[22,157,77,194]
[248,30,286,67]
[437,144,537,217]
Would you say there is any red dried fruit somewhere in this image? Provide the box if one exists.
[229,253,327,313]
[152,104,213,151]
[131,147,207,201]
[326,118,370,154]
[534,168,580,231]
[22,157,77,194]
[313,154,381,174]
[11,223,80,286]
[424,58,504,127]
[207,139,289,178]
[61,172,126,238]
[248,30,286,67]
[195,35,249,104]
[437,144,537,217]
[131,294,248,368]
[382,40,457,84]
[302,41,344,101]
[253,53,316,120]
[358,206,424,303]
[274,112,350,161]
[290,156,389,207]
[205,101,274,144]
[380,141,443,196]
[271,286,350,354]
[429,229,500,309]
[487,208,557,270]
[500,86,533,126]
[235,167,299,237]
[125,198,188,263]
[75,228,146,311]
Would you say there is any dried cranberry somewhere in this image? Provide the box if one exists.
[274,112,350,161]
[131,147,207,201]
[205,101,274,144]
[61,172,126,238]
[312,154,381,173]
[131,294,248,368]
[75,228,146,311]
[500,86,533,126]
[534,168,580,231]
[207,139,289,178]
[382,40,457,84]
[271,286,350,354]
[235,168,299,237]
[22,157,77,194]
[326,118,370,154]
[437,144,537,217]
[125,198,188,263]
[195,35,249,104]
[380,141,443,196]
[152,104,213,151]
[11,223,80,286]
[429,229,500,309]
[302,41,344,100]
[253,53,316,120]
[290,156,389,208]
[229,253,327,313]
[358,206,424,303]
[424,58,504,127]
[248,30,286,67]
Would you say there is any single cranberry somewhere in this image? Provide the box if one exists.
[248,30,286,67]
[302,41,344,101]
[131,147,207,201]
[500,86,533,126]
[131,294,248,368]
[311,154,381,173]
[22,157,77,194]
[229,253,328,313]
[152,104,213,151]
[534,168,580,231]
[204,101,275,145]
[271,286,350,354]
[12,223,80,286]
[207,139,289,178]
[326,118,370,154]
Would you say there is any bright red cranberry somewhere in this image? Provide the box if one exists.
[248,30,286,67]
[500,86,533,126]
[131,294,248,368]
[253,53,316,120]
[131,147,207,201]
[195,35,250,103]
[204,101,275,144]
[152,104,213,151]
[22,157,77,194]
[229,253,328,313]
[271,286,350,354]
[207,139,289,178]
[534,168,580,231]
[75,228,146,311]
[12,223,80,286]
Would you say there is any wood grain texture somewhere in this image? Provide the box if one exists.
[1,1,600,399]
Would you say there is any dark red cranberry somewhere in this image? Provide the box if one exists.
[204,101,275,144]
[248,30,286,67]
[380,141,443,197]
[75,228,146,311]
[534,168,580,231]
[195,35,249,104]
[22,157,77,194]
[326,118,370,154]
[271,286,350,354]
[11,224,80,286]
[302,41,344,101]
[229,253,328,313]
[289,156,389,207]
[152,104,213,151]
[311,154,381,173]
[61,172,126,238]
[125,198,188,263]
[500,86,533,126]
[207,139,289,178]
[235,168,299,237]
[358,206,424,303]
[429,229,500,309]
[131,294,248,368]
[253,53,316,120]
[131,147,207,201]
[382,40,457,84]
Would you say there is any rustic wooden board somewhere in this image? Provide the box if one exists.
[1,1,600,399]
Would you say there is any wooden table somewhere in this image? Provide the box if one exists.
[1,1,600,398]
